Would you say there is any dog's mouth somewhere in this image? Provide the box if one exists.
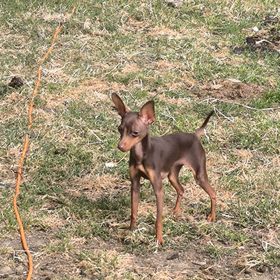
[118,137,143,152]
[118,147,127,152]
[117,144,130,152]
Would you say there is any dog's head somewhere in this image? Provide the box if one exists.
[112,93,155,152]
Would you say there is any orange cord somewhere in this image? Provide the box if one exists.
[13,135,32,279]
[13,7,75,280]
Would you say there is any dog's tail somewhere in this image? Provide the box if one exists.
[195,110,214,137]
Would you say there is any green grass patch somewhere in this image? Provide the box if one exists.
[0,0,279,278]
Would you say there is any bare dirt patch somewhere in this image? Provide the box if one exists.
[154,60,183,71]
[82,79,126,93]
[44,78,125,109]
[67,174,122,200]
[191,79,265,100]
[232,15,280,55]
[1,230,279,280]
[148,26,184,38]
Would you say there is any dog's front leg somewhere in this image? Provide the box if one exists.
[129,166,140,230]
[146,169,164,245]
[153,179,164,245]
[154,181,164,245]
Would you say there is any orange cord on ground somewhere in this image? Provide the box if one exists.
[13,7,75,280]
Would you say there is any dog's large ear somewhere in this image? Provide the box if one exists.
[112,93,129,117]
[139,100,155,125]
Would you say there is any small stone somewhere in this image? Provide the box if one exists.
[252,26,259,32]
[105,162,117,168]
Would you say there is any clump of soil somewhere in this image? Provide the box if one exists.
[191,79,265,100]
[8,76,24,89]
[0,76,24,97]
[232,15,280,55]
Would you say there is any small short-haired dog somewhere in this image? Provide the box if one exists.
[112,93,216,244]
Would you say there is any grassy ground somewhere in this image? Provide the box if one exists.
[0,1,279,279]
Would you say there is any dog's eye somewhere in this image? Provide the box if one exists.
[131,131,139,137]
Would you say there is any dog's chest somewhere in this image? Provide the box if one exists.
[136,163,168,179]
[137,164,146,175]
[132,144,169,179]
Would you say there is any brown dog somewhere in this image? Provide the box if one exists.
[112,93,216,244]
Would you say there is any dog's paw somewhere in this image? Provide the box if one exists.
[156,237,164,246]
[172,207,182,219]
[207,213,216,222]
